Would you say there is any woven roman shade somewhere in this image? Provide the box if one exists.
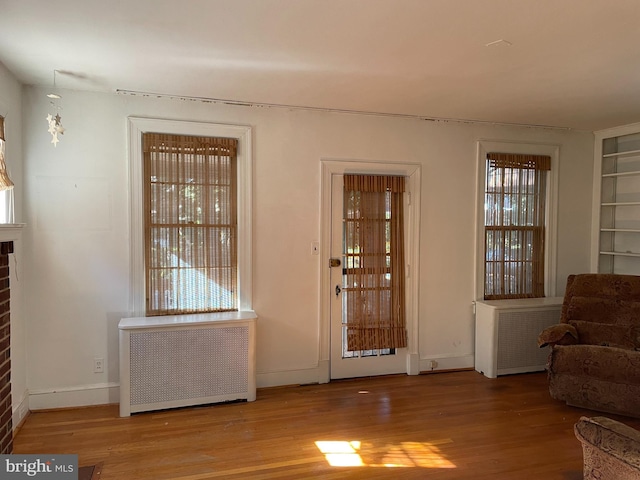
[343,174,407,351]
[484,153,550,300]
[143,132,238,315]
[486,152,551,171]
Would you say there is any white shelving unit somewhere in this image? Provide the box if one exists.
[592,124,640,274]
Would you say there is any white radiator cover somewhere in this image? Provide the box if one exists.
[475,298,562,378]
[119,311,257,417]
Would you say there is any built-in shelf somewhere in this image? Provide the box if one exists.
[603,148,640,158]
[600,251,640,258]
[602,171,640,178]
[601,228,640,233]
[602,202,640,206]
[593,126,640,274]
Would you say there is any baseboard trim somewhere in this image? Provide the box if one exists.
[419,354,474,373]
[407,353,420,375]
[29,382,120,410]
[25,357,473,410]
[257,363,328,388]
[28,368,328,410]
[12,392,29,433]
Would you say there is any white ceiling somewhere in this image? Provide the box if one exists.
[1,0,640,131]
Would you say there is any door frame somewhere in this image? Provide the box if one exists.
[319,159,422,383]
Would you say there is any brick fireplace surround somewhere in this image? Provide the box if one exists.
[0,241,13,454]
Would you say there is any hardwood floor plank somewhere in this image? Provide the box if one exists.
[13,371,640,479]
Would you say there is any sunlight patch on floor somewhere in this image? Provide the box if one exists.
[315,441,363,467]
[315,440,456,468]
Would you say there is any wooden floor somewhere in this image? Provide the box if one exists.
[13,371,640,479]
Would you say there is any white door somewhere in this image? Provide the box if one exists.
[330,174,408,379]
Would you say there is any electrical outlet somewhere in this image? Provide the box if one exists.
[429,360,438,370]
[94,357,104,373]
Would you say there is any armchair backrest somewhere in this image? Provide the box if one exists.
[560,274,640,349]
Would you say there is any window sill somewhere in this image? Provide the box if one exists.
[476,297,563,309]
[119,310,257,330]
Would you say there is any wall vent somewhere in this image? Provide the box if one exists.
[475,298,562,378]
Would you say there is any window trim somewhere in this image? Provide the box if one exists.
[128,117,252,316]
[475,140,559,301]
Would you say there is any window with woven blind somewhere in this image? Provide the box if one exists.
[484,152,551,300]
[143,132,238,315]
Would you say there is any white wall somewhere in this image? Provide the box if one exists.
[21,86,595,408]
[0,62,27,426]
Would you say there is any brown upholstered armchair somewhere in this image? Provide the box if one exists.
[537,274,640,418]
[575,416,640,479]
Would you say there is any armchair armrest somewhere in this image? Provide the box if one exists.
[575,416,640,471]
[537,323,578,348]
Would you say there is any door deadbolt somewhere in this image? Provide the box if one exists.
[329,258,341,268]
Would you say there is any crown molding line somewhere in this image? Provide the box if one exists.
[115,89,574,132]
